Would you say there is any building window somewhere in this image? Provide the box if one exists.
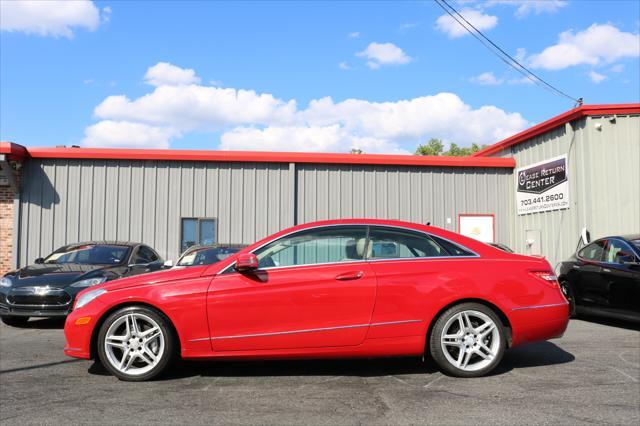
[181,218,217,253]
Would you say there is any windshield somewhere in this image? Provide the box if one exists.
[43,245,130,265]
[177,247,241,266]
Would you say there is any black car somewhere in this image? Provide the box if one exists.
[166,244,246,268]
[0,242,163,326]
[558,234,640,322]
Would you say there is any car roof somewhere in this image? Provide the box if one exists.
[59,241,141,250]
[594,235,640,243]
[181,244,246,255]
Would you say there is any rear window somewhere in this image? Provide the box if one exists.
[631,239,640,250]
[430,235,475,256]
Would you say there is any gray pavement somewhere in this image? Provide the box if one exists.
[0,317,638,425]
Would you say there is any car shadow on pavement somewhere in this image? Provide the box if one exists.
[3,317,66,329]
[574,316,640,331]
[86,340,575,381]
[490,341,575,375]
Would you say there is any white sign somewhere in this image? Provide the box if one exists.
[459,215,495,243]
[516,154,570,215]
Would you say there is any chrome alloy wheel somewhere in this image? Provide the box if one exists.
[440,310,501,372]
[104,313,165,376]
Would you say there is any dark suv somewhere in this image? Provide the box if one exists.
[0,242,163,326]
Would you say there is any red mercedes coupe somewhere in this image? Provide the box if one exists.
[64,219,569,381]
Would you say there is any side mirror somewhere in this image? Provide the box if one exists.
[34,258,44,264]
[163,260,174,268]
[235,253,258,273]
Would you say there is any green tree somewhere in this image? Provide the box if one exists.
[415,139,487,156]
[414,138,444,156]
[349,148,364,154]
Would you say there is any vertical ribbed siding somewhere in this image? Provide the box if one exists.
[18,160,292,265]
[495,114,640,268]
[296,164,511,243]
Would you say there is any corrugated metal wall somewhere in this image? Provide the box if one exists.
[17,160,293,265]
[494,114,640,268]
[296,164,511,243]
[16,159,511,267]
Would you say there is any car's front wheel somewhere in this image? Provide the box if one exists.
[97,306,175,381]
[429,303,506,378]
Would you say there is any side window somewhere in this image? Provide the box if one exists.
[368,227,446,259]
[604,240,637,265]
[254,226,367,269]
[134,246,158,264]
[578,241,606,262]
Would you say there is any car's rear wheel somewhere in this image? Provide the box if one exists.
[429,303,506,378]
[1,316,29,327]
[97,306,175,381]
[559,281,577,317]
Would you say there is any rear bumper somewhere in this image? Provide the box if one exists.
[510,302,570,347]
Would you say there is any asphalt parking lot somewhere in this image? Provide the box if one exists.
[0,318,638,425]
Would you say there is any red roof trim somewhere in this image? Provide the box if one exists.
[0,141,28,161]
[25,147,515,168]
[472,103,640,157]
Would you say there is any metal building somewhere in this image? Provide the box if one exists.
[473,104,640,268]
[1,103,638,274]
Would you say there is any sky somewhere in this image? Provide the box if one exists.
[1,0,639,154]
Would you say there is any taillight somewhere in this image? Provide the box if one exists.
[530,271,559,288]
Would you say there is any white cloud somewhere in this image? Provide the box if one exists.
[507,76,534,85]
[356,42,412,69]
[435,9,498,39]
[144,62,201,86]
[485,1,567,18]
[588,70,606,84]
[220,126,406,154]
[610,64,625,73]
[0,0,103,37]
[470,72,503,85]
[529,23,640,70]
[338,62,352,70]
[82,121,178,149]
[348,31,360,38]
[83,62,529,152]
[399,23,418,33]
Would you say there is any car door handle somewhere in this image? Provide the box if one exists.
[335,271,364,281]
[572,265,581,269]
[602,268,611,273]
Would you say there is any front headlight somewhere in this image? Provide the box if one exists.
[0,277,12,288]
[70,277,107,288]
[75,289,106,309]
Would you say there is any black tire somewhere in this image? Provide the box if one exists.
[97,306,176,381]
[560,281,577,318]
[1,316,29,327]
[429,302,506,378]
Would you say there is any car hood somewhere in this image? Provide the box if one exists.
[6,263,119,289]
[98,265,210,292]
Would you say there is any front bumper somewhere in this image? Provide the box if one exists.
[64,299,108,360]
[0,286,78,318]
